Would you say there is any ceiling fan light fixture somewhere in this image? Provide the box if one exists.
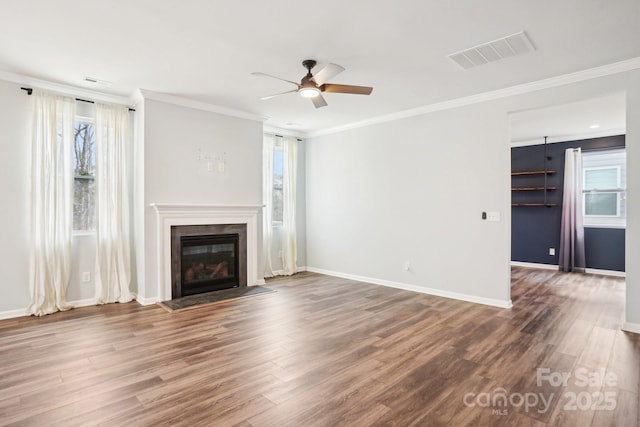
[299,87,320,98]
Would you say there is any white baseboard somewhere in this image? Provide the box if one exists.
[305,267,512,309]
[622,322,640,335]
[0,308,29,320]
[264,266,307,280]
[135,295,160,306]
[584,268,626,277]
[510,261,625,277]
[511,261,559,271]
[0,297,99,321]
[255,279,266,286]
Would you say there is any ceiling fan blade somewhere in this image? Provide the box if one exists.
[260,89,298,100]
[310,63,345,86]
[251,72,299,87]
[311,93,328,109]
[322,83,373,95]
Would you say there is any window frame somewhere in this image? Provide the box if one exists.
[581,150,626,229]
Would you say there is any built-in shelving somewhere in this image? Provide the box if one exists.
[511,170,556,176]
[511,137,556,207]
[512,186,557,191]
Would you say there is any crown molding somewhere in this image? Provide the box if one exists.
[130,88,145,106]
[510,128,626,147]
[308,57,640,139]
[263,125,306,139]
[138,89,266,122]
[0,69,134,107]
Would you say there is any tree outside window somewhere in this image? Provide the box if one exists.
[73,120,96,231]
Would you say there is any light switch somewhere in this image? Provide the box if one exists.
[486,211,501,222]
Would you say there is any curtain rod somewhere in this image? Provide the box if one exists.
[272,134,303,142]
[20,87,135,112]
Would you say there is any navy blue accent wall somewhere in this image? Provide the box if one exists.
[511,135,625,271]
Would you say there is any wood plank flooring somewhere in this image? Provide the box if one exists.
[0,268,638,426]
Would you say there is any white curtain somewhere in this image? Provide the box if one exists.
[28,91,76,316]
[94,104,134,303]
[281,136,298,275]
[262,135,275,278]
[559,148,586,272]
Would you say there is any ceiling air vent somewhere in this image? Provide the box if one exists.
[448,31,535,70]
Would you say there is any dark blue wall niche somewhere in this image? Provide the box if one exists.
[511,135,625,272]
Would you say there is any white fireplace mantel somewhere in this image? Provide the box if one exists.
[151,203,263,301]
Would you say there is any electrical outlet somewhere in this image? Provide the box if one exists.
[81,272,91,282]
[404,261,411,271]
[549,248,556,256]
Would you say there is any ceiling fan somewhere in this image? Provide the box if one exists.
[252,59,373,108]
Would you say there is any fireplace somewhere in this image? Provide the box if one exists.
[171,223,247,299]
[180,233,239,296]
[151,204,261,302]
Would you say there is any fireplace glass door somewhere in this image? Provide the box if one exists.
[180,233,239,296]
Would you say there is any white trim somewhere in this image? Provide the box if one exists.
[305,267,512,309]
[510,130,626,148]
[135,295,160,306]
[511,261,625,277]
[267,266,307,278]
[264,126,306,139]
[307,57,640,138]
[72,298,98,308]
[0,69,134,107]
[0,297,97,320]
[622,322,640,335]
[256,279,267,286]
[584,268,626,277]
[0,308,28,320]
[511,261,559,271]
[139,89,266,122]
[150,203,263,302]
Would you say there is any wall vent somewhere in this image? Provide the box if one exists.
[448,31,535,70]
[83,76,113,86]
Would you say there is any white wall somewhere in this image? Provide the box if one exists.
[0,80,31,313]
[307,104,511,305]
[306,69,640,318]
[139,98,264,301]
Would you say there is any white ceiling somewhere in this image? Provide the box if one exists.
[510,92,626,145]
[1,0,639,134]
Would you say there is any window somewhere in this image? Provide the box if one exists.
[272,143,284,224]
[73,119,96,231]
[582,149,626,228]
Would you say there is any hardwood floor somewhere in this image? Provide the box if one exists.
[0,268,638,426]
